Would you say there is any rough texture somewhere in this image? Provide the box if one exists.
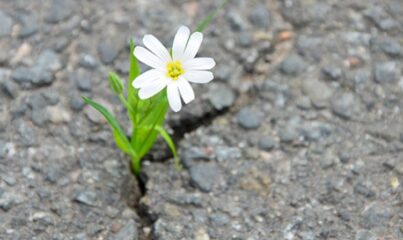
[1,0,403,239]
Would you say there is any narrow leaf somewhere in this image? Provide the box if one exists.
[108,72,124,95]
[155,126,181,169]
[196,0,230,32]
[82,97,136,157]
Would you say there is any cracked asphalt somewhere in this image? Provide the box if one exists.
[0,0,403,239]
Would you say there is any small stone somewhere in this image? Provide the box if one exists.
[354,183,375,198]
[189,164,222,192]
[74,190,97,206]
[279,127,299,143]
[296,96,312,110]
[74,70,92,91]
[98,41,119,64]
[208,83,235,111]
[51,37,69,53]
[31,68,54,86]
[70,93,85,111]
[360,204,393,229]
[36,50,62,72]
[332,93,355,120]
[27,93,48,110]
[374,62,399,84]
[31,109,48,126]
[209,213,230,227]
[215,66,232,82]
[0,191,24,211]
[194,228,210,240]
[237,107,262,129]
[45,0,75,23]
[338,151,350,163]
[249,5,271,28]
[322,66,342,80]
[78,54,97,69]
[280,54,306,75]
[258,136,275,151]
[181,147,209,169]
[17,12,38,38]
[47,106,71,123]
[109,219,138,240]
[1,80,19,99]
[238,31,253,48]
[42,90,60,105]
[227,11,244,31]
[355,230,376,240]
[0,11,13,37]
[378,38,402,57]
[17,120,37,147]
[12,67,32,83]
[302,79,333,108]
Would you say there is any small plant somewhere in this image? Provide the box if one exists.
[83,1,229,175]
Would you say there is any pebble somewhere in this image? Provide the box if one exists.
[338,151,350,163]
[214,66,232,82]
[238,31,253,48]
[181,147,209,169]
[237,107,262,129]
[78,54,97,69]
[189,164,222,192]
[258,136,275,151]
[280,54,306,75]
[16,120,37,147]
[322,66,342,80]
[31,109,48,126]
[374,62,398,84]
[354,183,375,198]
[70,92,86,111]
[0,191,24,211]
[36,50,62,72]
[47,106,72,123]
[98,41,119,64]
[45,0,75,23]
[360,204,393,229]
[378,37,402,57]
[208,83,235,111]
[279,127,299,143]
[331,93,355,120]
[74,70,92,91]
[227,11,244,31]
[1,80,19,99]
[12,67,33,83]
[17,12,38,38]
[249,5,271,28]
[302,79,333,108]
[355,230,376,240]
[74,190,97,206]
[110,219,138,240]
[209,213,230,227]
[0,11,13,37]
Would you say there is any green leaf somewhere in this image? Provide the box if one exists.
[155,126,181,169]
[82,97,136,157]
[127,38,141,110]
[196,0,230,32]
[108,72,124,95]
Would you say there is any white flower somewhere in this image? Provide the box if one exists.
[132,26,216,112]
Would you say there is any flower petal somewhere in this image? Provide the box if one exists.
[183,57,216,70]
[167,83,182,112]
[183,70,214,84]
[183,32,203,61]
[134,46,165,70]
[132,69,164,89]
[138,79,167,99]
[177,78,195,104]
[172,26,190,61]
[143,34,171,63]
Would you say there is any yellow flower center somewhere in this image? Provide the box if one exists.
[166,61,184,80]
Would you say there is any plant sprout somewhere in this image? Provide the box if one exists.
[83,0,229,175]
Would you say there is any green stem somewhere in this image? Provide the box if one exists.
[196,0,231,32]
[131,155,142,176]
